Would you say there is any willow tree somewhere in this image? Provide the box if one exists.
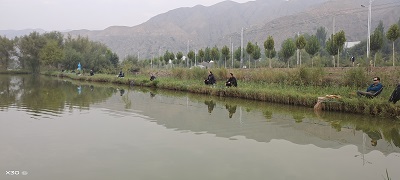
[296,35,306,66]
[264,36,275,68]
[17,32,47,73]
[386,24,400,66]
[0,36,15,70]
[305,35,320,67]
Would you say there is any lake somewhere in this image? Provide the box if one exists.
[1,75,400,180]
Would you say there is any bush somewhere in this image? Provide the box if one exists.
[342,67,368,87]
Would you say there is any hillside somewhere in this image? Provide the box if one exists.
[67,0,330,58]
[3,0,400,59]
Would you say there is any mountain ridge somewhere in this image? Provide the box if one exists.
[2,0,400,59]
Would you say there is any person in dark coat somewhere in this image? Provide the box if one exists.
[389,84,400,104]
[150,73,156,81]
[204,71,216,85]
[118,71,124,78]
[225,73,237,87]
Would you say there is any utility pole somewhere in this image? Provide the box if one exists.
[240,27,244,68]
[367,0,373,60]
[231,36,233,68]
[297,32,299,66]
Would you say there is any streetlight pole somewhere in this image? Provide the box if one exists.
[187,40,189,68]
[240,27,244,68]
[231,36,233,68]
[368,0,372,60]
[362,0,373,59]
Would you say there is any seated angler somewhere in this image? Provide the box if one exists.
[225,73,237,87]
[118,71,124,78]
[150,73,156,81]
[204,71,216,85]
[357,77,383,98]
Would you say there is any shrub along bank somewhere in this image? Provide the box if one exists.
[45,66,400,118]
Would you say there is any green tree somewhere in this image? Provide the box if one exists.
[296,35,307,66]
[386,24,400,66]
[204,47,211,62]
[334,30,346,67]
[264,36,275,68]
[246,42,254,68]
[316,27,327,47]
[121,55,139,73]
[106,50,119,68]
[326,34,338,67]
[17,32,47,73]
[234,47,241,63]
[163,50,171,64]
[169,52,175,62]
[39,40,65,68]
[221,45,230,68]
[252,43,261,68]
[43,31,64,46]
[370,22,384,67]
[198,49,204,62]
[211,46,220,63]
[176,52,183,66]
[305,35,320,67]
[187,50,195,66]
[280,38,296,68]
[0,36,15,70]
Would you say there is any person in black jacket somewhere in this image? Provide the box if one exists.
[204,71,216,85]
[225,73,237,87]
[389,84,400,104]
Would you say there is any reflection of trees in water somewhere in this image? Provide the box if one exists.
[0,75,20,109]
[293,113,305,123]
[0,75,115,113]
[263,110,273,121]
[225,104,237,118]
[130,86,400,148]
[204,100,216,113]
[324,115,400,148]
[330,121,342,132]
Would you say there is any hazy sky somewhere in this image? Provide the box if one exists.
[0,0,251,31]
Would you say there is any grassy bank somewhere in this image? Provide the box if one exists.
[43,66,400,117]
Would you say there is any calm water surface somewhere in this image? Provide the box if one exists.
[1,75,400,180]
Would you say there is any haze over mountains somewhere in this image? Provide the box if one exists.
[2,0,400,59]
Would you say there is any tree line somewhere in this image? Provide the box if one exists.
[0,31,119,73]
[152,19,400,69]
[1,19,399,73]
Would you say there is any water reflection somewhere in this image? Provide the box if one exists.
[1,75,400,153]
[225,104,237,118]
[1,75,400,179]
[0,75,115,117]
[204,100,216,113]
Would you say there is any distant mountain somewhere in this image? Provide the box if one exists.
[0,29,46,38]
[2,0,400,59]
[67,0,330,58]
